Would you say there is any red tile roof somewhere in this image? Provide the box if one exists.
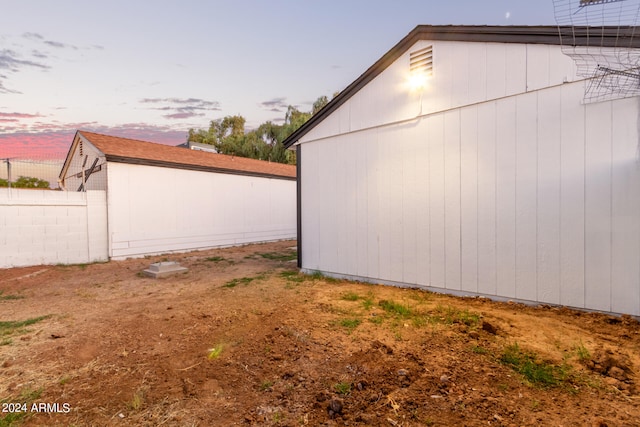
[78,131,296,180]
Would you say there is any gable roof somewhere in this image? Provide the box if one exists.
[283,24,640,148]
[62,131,296,180]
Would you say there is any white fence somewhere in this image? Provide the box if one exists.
[0,189,108,269]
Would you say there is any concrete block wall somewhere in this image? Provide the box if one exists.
[0,189,108,268]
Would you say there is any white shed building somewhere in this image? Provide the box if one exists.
[283,25,640,316]
[60,131,296,259]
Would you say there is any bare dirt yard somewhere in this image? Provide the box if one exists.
[1,240,639,426]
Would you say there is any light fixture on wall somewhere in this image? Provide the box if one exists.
[409,45,433,91]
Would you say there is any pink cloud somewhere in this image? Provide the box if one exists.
[0,124,188,160]
[0,112,43,119]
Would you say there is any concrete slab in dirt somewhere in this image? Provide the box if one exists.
[143,262,188,278]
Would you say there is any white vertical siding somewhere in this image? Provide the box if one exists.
[460,107,479,293]
[366,132,381,279]
[584,102,613,312]
[402,125,419,284]
[429,115,446,289]
[107,163,296,259]
[444,110,462,290]
[495,98,517,299]
[611,97,640,314]
[515,93,538,302]
[298,41,640,316]
[559,84,586,309]
[415,120,431,287]
[537,89,562,304]
[476,102,497,296]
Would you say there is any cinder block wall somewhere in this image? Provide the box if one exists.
[0,189,108,268]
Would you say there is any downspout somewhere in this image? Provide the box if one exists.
[296,144,302,269]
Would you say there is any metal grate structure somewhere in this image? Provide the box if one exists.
[553,0,640,102]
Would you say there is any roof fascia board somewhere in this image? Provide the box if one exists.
[283,24,640,148]
[105,154,296,181]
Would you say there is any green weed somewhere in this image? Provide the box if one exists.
[279,270,304,283]
[471,345,488,354]
[0,388,42,426]
[334,382,351,395]
[341,292,361,301]
[207,344,224,360]
[257,251,297,262]
[378,300,413,317]
[223,274,266,288]
[434,305,481,327]
[574,341,591,362]
[205,256,225,262]
[337,318,361,333]
[0,291,24,301]
[260,380,274,391]
[307,271,339,283]
[500,343,563,387]
[0,315,51,338]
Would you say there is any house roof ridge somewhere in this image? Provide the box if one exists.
[76,130,296,180]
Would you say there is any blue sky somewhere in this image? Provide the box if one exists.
[0,1,557,158]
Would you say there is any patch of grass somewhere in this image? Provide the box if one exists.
[378,300,413,317]
[307,271,340,283]
[279,270,304,283]
[362,296,374,310]
[434,305,481,327]
[341,292,361,301]
[368,315,384,325]
[207,344,224,360]
[205,256,225,262]
[0,388,43,426]
[471,345,488,354]
[222,274,266,288]
[260,380,274,391]
[129,389,145,411]
[334,382,351,395]
[0,315,51,338]
[337,318,361,333]
[500,343,563,388]
[257,251,297,262]
[574,341,591,362]
[0,291,24,301]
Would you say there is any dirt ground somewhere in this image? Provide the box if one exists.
[1,240,639,427]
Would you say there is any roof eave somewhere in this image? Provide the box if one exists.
[105,154,296,181]
[283,24,640,148]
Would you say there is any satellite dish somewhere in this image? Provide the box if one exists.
[553,0,640,102]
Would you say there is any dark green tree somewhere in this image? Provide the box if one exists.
[0,176,49,188]
[186,96,330,165]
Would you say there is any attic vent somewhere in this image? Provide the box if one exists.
[79,140,83,156]
[410,46,433,76]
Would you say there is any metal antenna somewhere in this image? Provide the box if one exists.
[553,0,640,103]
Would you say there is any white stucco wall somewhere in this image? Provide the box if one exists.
[0,189,108,268]
[298,39,640,316]
[106,162,296,259]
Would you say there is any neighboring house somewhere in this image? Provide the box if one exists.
[283,25,640,316]
[60,131,296,259]
[176,141,219,153]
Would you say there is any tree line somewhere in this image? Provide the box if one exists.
[186,96,330,165]
[0,176,49,188]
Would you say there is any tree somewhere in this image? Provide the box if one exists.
[0,176,49,188]
[186,96,330,165]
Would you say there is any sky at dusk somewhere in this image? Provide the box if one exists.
[1,0,558,161]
